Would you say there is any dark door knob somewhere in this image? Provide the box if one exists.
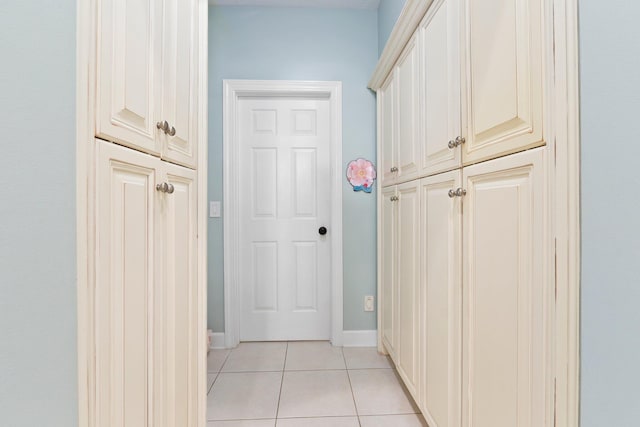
[318,226,327,236]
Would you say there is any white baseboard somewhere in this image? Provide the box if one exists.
[342,330,378,347]
[209,332,226,349]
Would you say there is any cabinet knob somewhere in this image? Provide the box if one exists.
[156,182,169,193]
[390,166,398,173]
[448,136,466,150]
[390,195,399,202]
[168,126,176,137]
[157,120,169,133]
[166,183,175,194]
[448,188,466,198]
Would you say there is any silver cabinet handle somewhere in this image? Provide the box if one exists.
[390,166,398,173]
[157,120,169,133]
[156,182,168,193]
[166,183,175,194]
[448,188,467,198]
[390,195,399,202]
[448,136,466,150]
[168,126,176,137]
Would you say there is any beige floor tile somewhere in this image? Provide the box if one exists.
[284,341,345,371]
[207,372,282,421]
[359,414,428,427]
[207,421,275,427]
[222,342,287,372]
[276,417,359,426]
[342,347,393,369]
[208,349,231,373]
[348,369,419,416]
[278,370,356,418]
[207,373,216,394]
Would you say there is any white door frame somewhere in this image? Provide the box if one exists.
[223,80,343,348]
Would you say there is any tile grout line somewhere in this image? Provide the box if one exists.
[342,346,362,427]
[207,349,233,421]
[274,341,289,422]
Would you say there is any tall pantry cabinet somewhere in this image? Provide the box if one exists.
[78,0,207,426]
[373,0,553,426]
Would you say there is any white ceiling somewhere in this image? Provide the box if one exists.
[209,0,381,9]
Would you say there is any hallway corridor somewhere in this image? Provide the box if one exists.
[207,342,427,426]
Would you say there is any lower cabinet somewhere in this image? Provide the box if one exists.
[379,147,549,427]
[95,139,198,427]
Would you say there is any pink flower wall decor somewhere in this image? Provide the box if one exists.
[346,158,377,193]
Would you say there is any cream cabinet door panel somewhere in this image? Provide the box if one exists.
[462,0,545,165]
[95,139,160,427]
[396,180,421,399]
[380,186,398,358]
[159,161,198,427]
[396,37,421,183]
[379,74,397,186]
[97,0,162,155]
[462,147,550,427]
[420,0,462,176]
[161,0,198,168]
[420,170,461,427]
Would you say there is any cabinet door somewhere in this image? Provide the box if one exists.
[161,0,199,168]
[462,148,550,427]
[95,140,160,426]
[396,37,421,183]
[97,0,163,155]
[160,161,198,427]
[396,180,421,399]
[420,170,461,427]
[420,0,462,176]
[379,73,397,186]
[380,186,398,358]
[462,0,545,165]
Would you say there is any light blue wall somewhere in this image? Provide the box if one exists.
[377,0,407,55]
[0,1,77,426]
[579,0,640,425]
[208,6,379,332]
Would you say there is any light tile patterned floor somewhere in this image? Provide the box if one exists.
[207,342,427,427]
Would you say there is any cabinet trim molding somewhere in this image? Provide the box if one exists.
[368,0,434,91]
[75,0,209,425]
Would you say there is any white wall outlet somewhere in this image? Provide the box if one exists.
[364,295,375,312]
[209,201,221,218]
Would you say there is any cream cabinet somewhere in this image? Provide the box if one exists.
[378,74,396,187]
[419,170,462,427]
[380,186,398,359]
[461,0,545,165]
[396,37,421,184]
[97,0,199,169]
[95,139,198,427]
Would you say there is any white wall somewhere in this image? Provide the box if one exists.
[0,1,78,426]
[208,6,379,332]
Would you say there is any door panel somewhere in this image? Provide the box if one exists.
[97,0,162,155]
[462,148,549,427]
[95,140,159,427]
[379,74,396,186]
[238,97,332,341]
[421,0,462,176]
[396,37,421,183]
[420,170,461,427]
[161,162,198,427]
[462,0,545,164]
[161,0,198,168]
[380,186,398,358]
[397,180,420,398]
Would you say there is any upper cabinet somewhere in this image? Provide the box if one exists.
[379,73,396,187]
[419,0,462,176]
[461,0,545,165]
[97,0,199,169]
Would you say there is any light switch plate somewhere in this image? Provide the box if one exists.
[364,296,374,312]
[209,201,221,218]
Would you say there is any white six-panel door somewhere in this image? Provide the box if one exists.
[97,0,163,155]
[462,147,549,427]
[238,97,332,341]
[95,140,160,427]
[420,170,461,427]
